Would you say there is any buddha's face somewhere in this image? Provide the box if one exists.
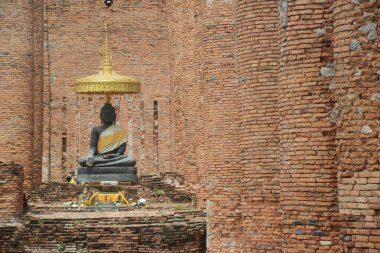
[100,103,116,124]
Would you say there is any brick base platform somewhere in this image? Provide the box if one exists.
[5,211,205,253]
[1,173,206,252]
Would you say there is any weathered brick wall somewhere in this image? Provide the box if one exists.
[166,0,371,251]
[1,0,380,252]
[32,0,44,190]
[236,0,282,251]
[278,0,341,251]
[167,0,243,251]
[199,3,243,250]
[140,173,193,202]
[0,162,23,222]
[0,0,36,195]
[0,225,19,253]
[166,0,205,200]
[334,0,380,251]
[9,212,205,253]
[41,0,171,181]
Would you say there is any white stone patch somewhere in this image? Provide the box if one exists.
[359,22,376,33]
[329,108,339,123]
[368,30,377,41]
[350,40,361,51]
[361,125,373,134]
[315,28,326,36]
[364,12,374,18]
[371,93,379,101]
[329,81,336,90]
[206,200,214,249]
[354,67,362,76]
[279,0,288,30]
[222,239,236,250]
[359,22,377,41]
[320,241,333,246]
[321,64,335,77]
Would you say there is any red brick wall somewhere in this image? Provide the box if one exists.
[167,0,243,251]
[1,0,380,252]
[166,0,210,207]
[0,162,23,222]
[334,0,380,251]
[0,0,36,195]
[278,0,341,251]
[32,0,44,189]
[164,0,379,251]
[40,0,172,181]
[8,211,206,252]
[236,0,282,251]
[200,1,243,250]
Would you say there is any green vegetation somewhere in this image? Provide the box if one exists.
[155,189,165,196]
[56,242,65,251]
[174,205,191,211]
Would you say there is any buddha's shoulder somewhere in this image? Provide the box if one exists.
[93,125,108,134]
[113,124,127,132]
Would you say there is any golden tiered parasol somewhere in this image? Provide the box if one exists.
[75,24,141,102]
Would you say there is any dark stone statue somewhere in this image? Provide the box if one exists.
[76,103,137,183]
[78,103,135,167]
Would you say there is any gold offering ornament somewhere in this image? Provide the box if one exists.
[75,23,141,101]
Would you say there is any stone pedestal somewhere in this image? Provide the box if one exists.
[76,166,138,183]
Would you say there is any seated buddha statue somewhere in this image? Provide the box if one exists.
[78,102,136,168]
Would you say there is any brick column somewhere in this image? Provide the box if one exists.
[166,0,205,201]
[200,1,243,252]
[32,0,44,187]
[333,1,380,251]
[235,0,282,251]
[278,0,340,251]
[0,0,35,195]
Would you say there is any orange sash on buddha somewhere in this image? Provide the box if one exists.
[97,125,127,154]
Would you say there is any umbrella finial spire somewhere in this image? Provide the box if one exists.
[102,22,114,74]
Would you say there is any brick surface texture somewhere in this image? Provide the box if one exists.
[0,162,23,222]
[6,212,206,252]
[0,0,379,252]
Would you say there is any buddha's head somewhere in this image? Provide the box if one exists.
[100,102,116,124]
